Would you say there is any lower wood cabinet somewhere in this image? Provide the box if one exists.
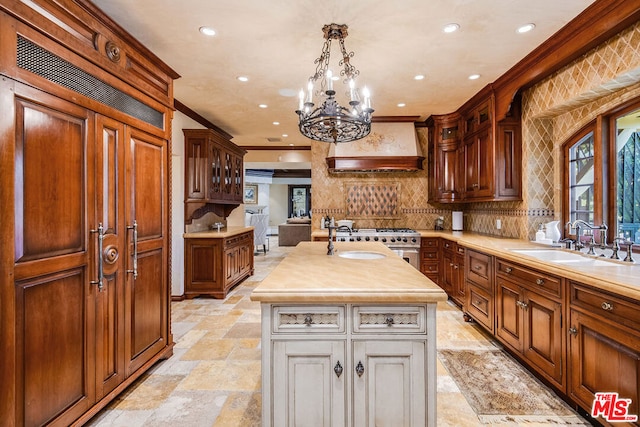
[465,249,494,332]
[263,304,437,426]
[184,231,254,298]
[420,237,440,283]
[441,240,465,307]
[568,282,640,425]
[495,259,564,389]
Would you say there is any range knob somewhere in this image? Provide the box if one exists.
[356,236,362,241]
[374,237,379,241]
[349,237,355,242]
[340,237,346,242]
[381,238,387,243]
[365,236,370,241]
[402,237,408,243]
[390,238,396,243]
[411,238,417,243]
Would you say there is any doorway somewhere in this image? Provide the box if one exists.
[288,185,311,217]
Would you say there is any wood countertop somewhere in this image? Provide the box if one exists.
[183,226,253,239]
[250,241,448,304]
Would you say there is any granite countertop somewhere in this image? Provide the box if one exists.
[183,226,253,239]
[309,229,639,299]
[250,241,448,304]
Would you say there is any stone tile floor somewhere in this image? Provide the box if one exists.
[87,238,590,426]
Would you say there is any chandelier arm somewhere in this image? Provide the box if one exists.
[337,37,359,81]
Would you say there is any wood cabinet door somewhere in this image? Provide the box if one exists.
[272,340,346,427]
[522,290,564,388]
[496,122,521,199]
[463,129,494,200]
[124,127,169,375]
[435,142,460,202]
[353,340,427,427]
[453,253,466,306]
[496,278,524,351]
[10,83,97,426]
[94,115,127,399]
[185,134,208,200]
[569,309,640,420]
[185,238,223,293]
[209,142,223,200]
[441,250,455,295]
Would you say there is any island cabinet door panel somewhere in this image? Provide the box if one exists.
[94,115,127,399]
[12,87,96,426]
[568,310,640,420]
[353,340,427,427]
[272,340,346,427]
[124,128,169,375]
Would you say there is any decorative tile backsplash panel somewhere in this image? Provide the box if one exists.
[345,183,400,219]
[311,22,640,240]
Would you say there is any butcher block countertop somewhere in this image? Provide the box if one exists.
[250,241,448,304]
[183,226,253,239]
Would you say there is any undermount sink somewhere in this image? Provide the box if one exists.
[509,248,617,266]
[338,251,386,260]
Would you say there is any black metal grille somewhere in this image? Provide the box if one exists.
[16,35,164,129]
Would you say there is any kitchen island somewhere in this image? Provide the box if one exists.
[251,241,447,427]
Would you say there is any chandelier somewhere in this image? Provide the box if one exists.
[296,24,374,144]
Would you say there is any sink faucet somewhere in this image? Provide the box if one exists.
[326,224,353,255]
[612,237,635,262]
[566,220,607,252]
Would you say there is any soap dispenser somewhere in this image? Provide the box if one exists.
[535,224,546,242]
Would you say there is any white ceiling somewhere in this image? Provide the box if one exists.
[92,0,596,148]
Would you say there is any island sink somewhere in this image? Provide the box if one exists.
[338,251,386,260]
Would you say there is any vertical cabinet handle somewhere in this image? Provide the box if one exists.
[356,361,364,377]
[90,223,105,291]
[126,220,138,279]
[334,361,343,378]
[568,326,578,335]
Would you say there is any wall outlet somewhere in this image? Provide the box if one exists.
[496,219,502,230]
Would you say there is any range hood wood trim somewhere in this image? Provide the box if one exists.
[326,156,425,172]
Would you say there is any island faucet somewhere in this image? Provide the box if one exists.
[326,224,353,255]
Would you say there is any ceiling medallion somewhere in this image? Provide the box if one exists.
[296,24,374,144]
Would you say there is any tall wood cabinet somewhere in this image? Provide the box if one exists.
[0,2,176,425]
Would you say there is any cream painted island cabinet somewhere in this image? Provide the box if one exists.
[251,242,447,427]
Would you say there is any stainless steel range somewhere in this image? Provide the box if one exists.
[335,228,421,269]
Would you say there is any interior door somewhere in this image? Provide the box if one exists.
[11,82,96,426]
[124,127,169,375]
[94,115,127,399]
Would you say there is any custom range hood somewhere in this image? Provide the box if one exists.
[326,121,424,172]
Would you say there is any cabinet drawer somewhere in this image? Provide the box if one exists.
[421,250,438,261]
[442,239,456,252]
[570,282,640,330]
[466,250,493,291]
[272,305,345,334]
[421,261,439,275]
[466,283,493,333]
[421,238,439,249]
[496,259,561,299]
[353,306,426,334]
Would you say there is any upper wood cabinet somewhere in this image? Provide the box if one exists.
[184,129,246,222]
[427,87,522,203]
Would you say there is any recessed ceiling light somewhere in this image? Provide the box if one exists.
[468,74,481,80]
[517,23,536,34]
[414,74,425,80]
[258,104,268,108]
[282,134,288,138]
[443,23,460,33]
[237,76,249,82]
[289,143,294,146]
[199,26,216,36]
[397,103,406,107]
[273,121,280,125]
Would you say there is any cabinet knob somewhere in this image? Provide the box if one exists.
[505,267,512,274]
[536,278,544,285]
[385,316,394,326]
[355,361,364,377]
[449,263,454,267]
[569,326,578,335]
[334,361,343,378]
[474,265,482,271]
[304,314,313,326]
[601,302,614,311]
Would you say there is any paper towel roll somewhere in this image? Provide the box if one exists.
[452,211,463,231]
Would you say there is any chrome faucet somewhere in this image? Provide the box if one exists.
[565,220,607,252]
[326,224,353,255]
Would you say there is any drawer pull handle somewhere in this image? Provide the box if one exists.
[601,302,614,311]
[454,264,459,269]
[385,316,394,326]
[536,278,544,285]
[304,315,313,326]
[516,300,528,310]
[474,265,482,271]
[505,267,512,274]
[356,361,364,377]
[334,361,343,378]
[449,262,454,267]
[569,326,578,335]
